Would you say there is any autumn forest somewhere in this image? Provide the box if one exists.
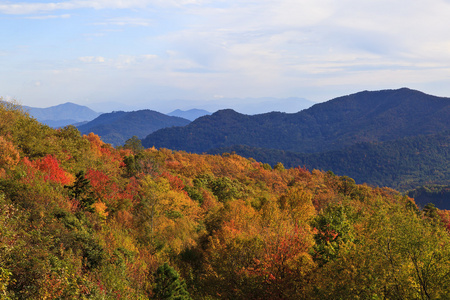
[1,101,450,299]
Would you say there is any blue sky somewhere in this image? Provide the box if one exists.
[2,0,450,113]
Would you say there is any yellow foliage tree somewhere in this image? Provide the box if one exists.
[0,136,20,177]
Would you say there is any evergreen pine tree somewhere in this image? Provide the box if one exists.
[152,263,192,300]
[65,170,95,211]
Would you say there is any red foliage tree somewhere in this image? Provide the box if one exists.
[30,154,74,185]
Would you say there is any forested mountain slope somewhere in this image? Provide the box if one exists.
[2,101,450,298]
[78,109,190,146]
[408,185,450,210]
[142,88,450,153]
[209,131,450,192]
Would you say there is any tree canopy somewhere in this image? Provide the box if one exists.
[1,101,450,299]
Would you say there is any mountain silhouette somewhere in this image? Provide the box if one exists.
[78,110,190,146]
[142,88,450,153]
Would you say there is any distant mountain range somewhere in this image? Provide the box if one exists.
[24,103,210,127]
[24,103,204,146]
[24,98,314,129]
[77,110,190,146]
[203,96,316,114]
[167,109,211,121]
[84,96,315,115]
[24,102,100,127]
[142,88,450,154]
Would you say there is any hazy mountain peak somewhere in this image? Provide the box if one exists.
[167,108,211,121]
[24,102,100,127]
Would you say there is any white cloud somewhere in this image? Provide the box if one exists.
[78,56,106,63]
[0,0,201,14]
[25,13,71,19]
[93,17,153,27]
[108,54,157,69]
[4,0,450,108]
[0,2,76,14]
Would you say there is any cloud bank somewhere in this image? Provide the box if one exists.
[1,0,450,111]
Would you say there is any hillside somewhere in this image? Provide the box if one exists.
[2,101,450,299]
[77,109,190,146]
[209,131,450,192]
[142,88,450,153]
[25,102,100,127]
[408,185,450,210]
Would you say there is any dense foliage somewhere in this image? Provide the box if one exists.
[2,101,450,299]
[143,88,450,154]
[210,131,450,192]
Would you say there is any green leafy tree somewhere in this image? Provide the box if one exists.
[124,135,144,153]
[422,203,441,226]
[312,202,355,265]
[152,263,191,300]
[274,162,285,171]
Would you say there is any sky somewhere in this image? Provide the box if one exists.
[2,0,450,113]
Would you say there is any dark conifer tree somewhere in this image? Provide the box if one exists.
[152,263,192,300]
[65,170,95,211]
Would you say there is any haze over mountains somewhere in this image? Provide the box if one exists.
[84,96,315,116]
[24,102,100,128]
[24,97,312,131]
[167,109,211,121]
[198,96,316,114]
[24,97,315,146]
